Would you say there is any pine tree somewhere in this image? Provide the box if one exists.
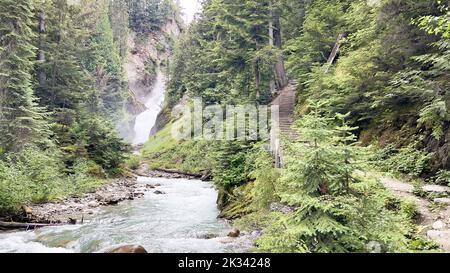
[258,100,364,252]
[0,0,49,152]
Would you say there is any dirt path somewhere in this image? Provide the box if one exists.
[380,177,450,251]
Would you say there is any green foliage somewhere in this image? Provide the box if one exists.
[72,116,130,172]
[213,141,251,188]
[0,146,62,212]
[433,170,450,186]
[409,238,440,251]
[375,143,433,177]
[249,148,280,210]
[82,1,127,119]
[142,123,215,173]
[126,155,141,170]
[66,159,106,196]
[400,198,420,220]
[246,100,414,253]
[128,0,178,33]
[0,146,107,213]
[417,99,449,140]
[0,0,50,152]
[167,0,288,106]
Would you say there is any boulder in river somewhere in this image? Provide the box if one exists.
[106,245,148,253]
[154,190,166,195]
[197,233,219,240]
[228,228,240,238]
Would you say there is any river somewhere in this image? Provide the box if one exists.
[0,177,252,253]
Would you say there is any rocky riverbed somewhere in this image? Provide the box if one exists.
[12,177,144,224]
[2,167,206,226]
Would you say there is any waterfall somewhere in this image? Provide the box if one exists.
[132,71,166,145]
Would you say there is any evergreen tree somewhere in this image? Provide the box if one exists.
[0,0,49,152]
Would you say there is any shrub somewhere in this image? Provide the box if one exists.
[249,149,280,210]
[374,143,433,177]
[434,170,450,186]
[0,146,64,212]
[126,155,141,170]
[66,159,105,196]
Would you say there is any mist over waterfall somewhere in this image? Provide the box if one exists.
[132,71,166,145]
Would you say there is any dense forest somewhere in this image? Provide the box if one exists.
[1,0,450,253]
[0,0,179,213]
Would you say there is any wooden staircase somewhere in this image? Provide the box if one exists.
[269,81,298,167]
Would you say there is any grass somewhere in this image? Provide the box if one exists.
[141,122,215,174]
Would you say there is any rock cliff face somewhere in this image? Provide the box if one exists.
[118,18,181,142]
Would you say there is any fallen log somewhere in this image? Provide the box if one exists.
[0,221,59,231]
[155,168,203,178]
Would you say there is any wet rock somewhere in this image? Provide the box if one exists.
[68,218,77,225]
[104,198,121,205]
[106,245,148,254]
[228,228,240,238]
[154,190,165,195]
[197,233,219,240]
[146,184,156,189]
[133,192,145,198]
[423,185,450,193]
[154,184,162,187]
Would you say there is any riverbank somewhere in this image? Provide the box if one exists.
[0,166,210,227]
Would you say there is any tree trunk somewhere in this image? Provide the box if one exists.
[0,221,58,231]
[254,60,261,100]
[268,2,276,94]
[38,10,46,86]
[270,2,287,90]
[325,33,345,73]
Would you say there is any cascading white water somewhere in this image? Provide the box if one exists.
[132,71,166,145]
